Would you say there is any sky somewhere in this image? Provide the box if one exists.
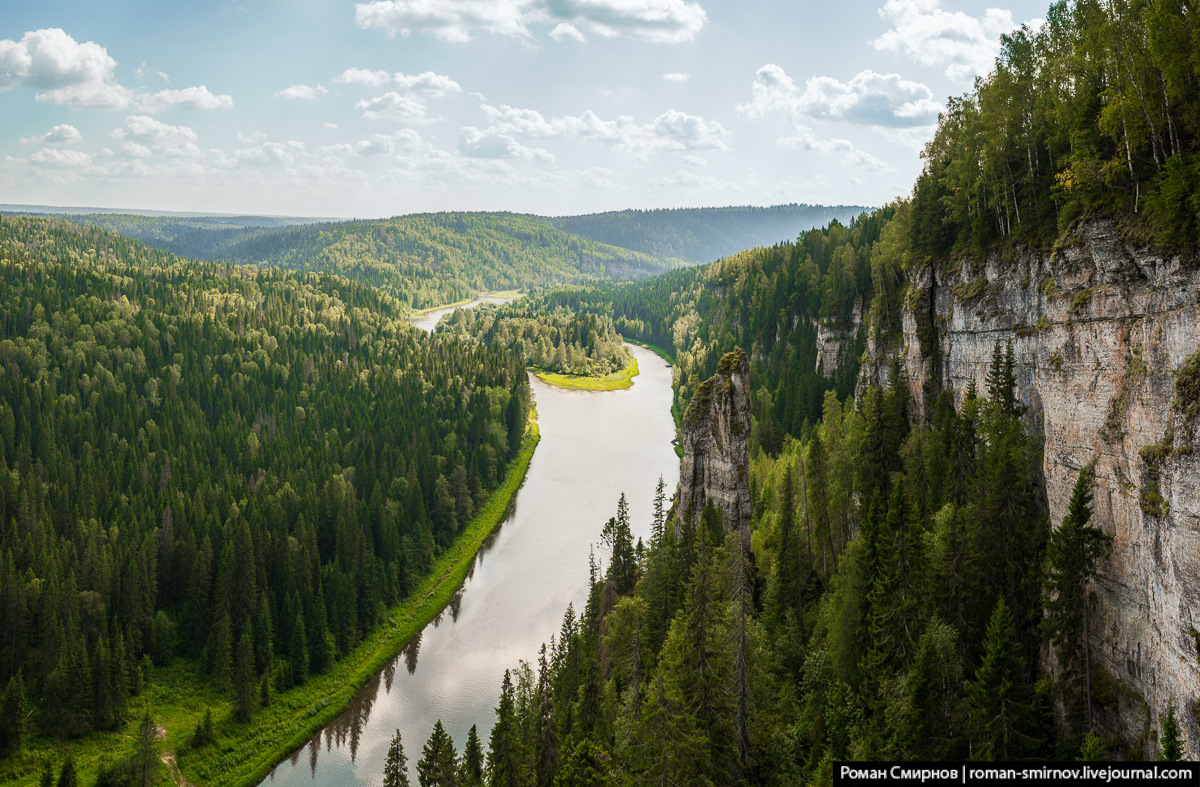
[1,0,1048,219]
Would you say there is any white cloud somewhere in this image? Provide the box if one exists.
[356,92,432,122]
[739,64,940,128]
[276,83,329,101]
[681,154,706,167]
[392,71,462,97]
[778,126,890,171]
[324,122,341,130]
[30,148,92,168]
[335,67,393,87]
[141,85,233,111]
[112,115,201,157]
[324,130,429,157]
[21,124,83,145]
[458,127,553,161]
[355,0,534,42]
[0,29,233,112]
[874,0,1030,81]
[663,72,690,82]
[549,23,586,43]
[354,0,707,44]
[478,104,728,153]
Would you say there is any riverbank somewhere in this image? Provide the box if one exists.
[1,425,541,787]
[623,337,676,365]
[533,355,639,391]
[409,290,522,317]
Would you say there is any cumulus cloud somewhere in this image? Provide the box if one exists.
[141,85,233,111]
[354,0,707,44]
[21,124,83,145]
[392,71,462,97]
[778,126,890,171]
[0,29,231,112]
[30,148,92,168]
[663,72,690,82]
[874,0,1032,81]
[356,92,432,122]
[458,127,553,161]
[276,83,329,101]
[334,67,393,87]
[739,64,940,127]
[112,115,201,157]
[323,130,430,157]
[478,104,728,153]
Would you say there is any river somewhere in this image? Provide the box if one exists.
[262,342,679,785]
[407,294,517,333]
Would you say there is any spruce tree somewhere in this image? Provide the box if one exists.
[235,629,255,722]
[488,670,523,787]
[417,720,457,787]
[462,724,484,785]
[1159,703,1182,761]
[383,728,410,787]
[967,599,1036,760]
[1044,466,1111,734]
[134,712,159,787]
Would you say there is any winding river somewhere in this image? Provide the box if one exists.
[262,304,679,785]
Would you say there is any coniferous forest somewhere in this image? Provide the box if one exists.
[4,0,1200,784]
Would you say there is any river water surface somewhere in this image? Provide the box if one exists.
[262,342,679,785]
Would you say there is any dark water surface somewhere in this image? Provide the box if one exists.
[262,343,679,785]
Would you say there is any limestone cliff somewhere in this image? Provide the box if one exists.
[678,348,753,534]
[878,220,1200,757]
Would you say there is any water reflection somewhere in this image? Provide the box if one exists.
[263,345,679,786]
[402,632,421,676]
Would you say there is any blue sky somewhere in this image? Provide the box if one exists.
[2,0,1047,218]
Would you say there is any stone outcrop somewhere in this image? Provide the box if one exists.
[678,348,753,534]
[876,220,1200,757]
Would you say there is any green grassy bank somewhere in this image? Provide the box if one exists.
[4,426,541,787]
[533,356,639,391]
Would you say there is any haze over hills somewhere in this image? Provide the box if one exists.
[2,203,869,310]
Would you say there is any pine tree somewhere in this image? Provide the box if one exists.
[40,758,53,787]
[383,728,410,787]
[417,720,457,787]
[462,724,484,785]
[1,670,26,752]
[235,629,255,722]
[134,712,159,787]
[488,670,523,787]
[1159,703,1182,761]
[291,614,308,685]
[967,599,1037,760]
[1044,466,1111,734]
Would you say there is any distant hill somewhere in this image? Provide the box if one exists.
[549,204,872,264]
[2,203,868,309]
[43,211,668,309]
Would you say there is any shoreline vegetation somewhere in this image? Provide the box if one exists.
[409,290,522,318]
[8,420,541,787]
[533,355,639,391]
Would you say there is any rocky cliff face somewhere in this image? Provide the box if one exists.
[678,348,753,535]
[885,220,1200,757]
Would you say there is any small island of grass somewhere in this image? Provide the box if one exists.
[534,355,639,391]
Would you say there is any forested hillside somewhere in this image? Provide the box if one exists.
[438,0,1200,782]
[0,216,531,782]
[538,209,894,449]
[549,204,871,265]
[55,212,672,311]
